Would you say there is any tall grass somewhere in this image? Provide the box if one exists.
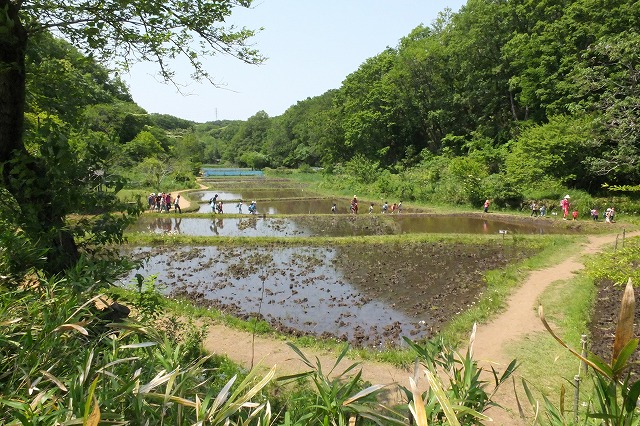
[0,273,274,425]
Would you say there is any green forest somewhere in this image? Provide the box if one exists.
[2,0,640,424]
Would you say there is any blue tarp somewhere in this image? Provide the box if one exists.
[202,168,264,177]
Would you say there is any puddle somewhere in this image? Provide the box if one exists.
[119,243,534,347]
[130,214,573,237]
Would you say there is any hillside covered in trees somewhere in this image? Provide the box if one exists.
[202,0,640,208]
[16,0,639,215]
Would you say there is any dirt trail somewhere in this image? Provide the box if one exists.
[202,323,418,403]
[200,229,637,422]
[173,180,208,210]
[476,231,639,424]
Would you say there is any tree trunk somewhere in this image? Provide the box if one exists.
[0,0,27,165]
[0,2,80,273]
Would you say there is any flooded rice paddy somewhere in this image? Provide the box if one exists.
[123,177,567,347]
[120,242,534,346]
[131,214,575,237]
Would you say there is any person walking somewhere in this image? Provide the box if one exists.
[483,199,490,213]
[174,194,181,213]
[561,195,570,220]
[350,195,358,214]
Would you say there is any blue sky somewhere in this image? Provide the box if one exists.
[122,1,467,123]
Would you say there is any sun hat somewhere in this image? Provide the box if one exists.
[564,194,570,199]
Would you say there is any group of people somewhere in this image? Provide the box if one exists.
[562,195,617,222]
[209,194,258,215]
[590,207,615,222]
[483,195,617,223]
[209,194,224,214]
[381,201,402,214]
[148,192,181,213]
[529,201,548,217]
[331,196,403,214]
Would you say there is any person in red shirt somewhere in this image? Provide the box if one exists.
[561,195,570,220]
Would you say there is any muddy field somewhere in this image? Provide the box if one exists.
[121,241,536,347]
[128,176,602,348]
[588,279,640,374]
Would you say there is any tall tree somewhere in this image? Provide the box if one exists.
[0,0,263,272]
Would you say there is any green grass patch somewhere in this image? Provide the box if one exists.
[123,230,565,247]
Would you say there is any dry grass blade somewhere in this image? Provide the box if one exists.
[469,322,477,358]
[408,376,428,426]
[120,342,158,349]
[87,398,101,426]
[612,278,635,364]
[53,323,88,336]
[142,392,197,408]
[138,369,175,394]
[0,317,22,326]
[538,305,609,377]
[343,384,387,406]
[29,391,47,411]
[40,370,68,392]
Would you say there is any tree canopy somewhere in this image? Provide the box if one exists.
[0,0,263,273]
[204,0,640,201]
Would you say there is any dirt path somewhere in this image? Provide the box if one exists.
[173,180,208,210]
[475,231,638,424]
[202,324,416,403]
[200,229,636,422]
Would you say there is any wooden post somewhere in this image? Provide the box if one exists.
[573,375,581,424]
[580,334,588,375]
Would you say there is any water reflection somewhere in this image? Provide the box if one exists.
[130,215,571,237]
[209,218,224,235]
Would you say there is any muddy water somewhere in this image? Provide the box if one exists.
[130,214,571,237]
[120,242,533,347]
[195,199,427,214]
[193,189,315,203]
